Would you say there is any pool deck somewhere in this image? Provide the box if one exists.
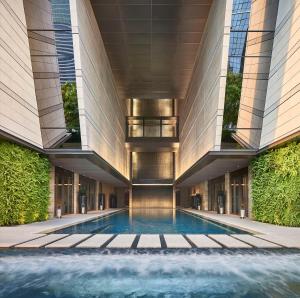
[0,208,299,249]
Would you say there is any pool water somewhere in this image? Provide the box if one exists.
[53,209,246,234]
[1,249,300,297]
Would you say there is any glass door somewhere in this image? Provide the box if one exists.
[231,170,248,215]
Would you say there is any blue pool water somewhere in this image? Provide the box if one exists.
[0,249,300,297]
[53,209,247,234]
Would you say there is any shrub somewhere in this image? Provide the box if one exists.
[251,142,300,226]
[0,141,50,225]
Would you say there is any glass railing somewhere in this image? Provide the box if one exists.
[126,116,179,139]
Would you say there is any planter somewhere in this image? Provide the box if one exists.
[240,209,245,219]
[219,207,224,214]
[81,206,86,214]
[100,205,103,211]
[56,208,62,219]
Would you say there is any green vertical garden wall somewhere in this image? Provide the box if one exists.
[251,142,300,226]
[0,141,50,225]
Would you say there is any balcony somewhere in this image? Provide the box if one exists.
[126,116,179,141]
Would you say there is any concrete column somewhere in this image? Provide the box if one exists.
[248,166,253,219]
[73,172,79,214]
[225,172,232,214]
[202,180,209,211]
[48,164,55,218]
[95,181,100,210]
[172,186,176,209]
[129,186,133,208]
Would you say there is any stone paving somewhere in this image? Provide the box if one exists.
[183,209,300,248]
[0,208,299,249]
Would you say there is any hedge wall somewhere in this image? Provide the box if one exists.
[0,141,50,225]
[251,142,300,226]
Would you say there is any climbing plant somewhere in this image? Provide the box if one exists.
[0,141,50,225]
[251,142,300,226]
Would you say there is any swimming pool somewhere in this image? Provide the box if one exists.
[1,249,300,297]
[52,209,247,234]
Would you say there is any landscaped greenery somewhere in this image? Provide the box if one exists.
[0,141,50,225]
[251,142,300,226]
[61,82,80,131]
[223,71,242,128]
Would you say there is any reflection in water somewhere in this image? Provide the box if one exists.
[0,250,300,297]
[131,208,174,219]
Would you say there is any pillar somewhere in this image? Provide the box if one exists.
[202,180,209,211]
[248,166,253,219]
[48,164,55,218]
[95,181,100,210]
[225,172,232,214]
[129,186,133,208]
[172,186,176,209]
[73,172,79,214]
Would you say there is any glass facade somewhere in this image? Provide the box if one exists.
[51,0,76,84]
[228,0,251,74]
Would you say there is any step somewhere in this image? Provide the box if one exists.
[45,234,91,248]
[164,234,191,248]
[76,234,114,248]
[137,234,161,248]
[106,234,136,248]
[186,234,222,248]
[16,234,68,248]
[208,234,251,248]
[232,234,281,248]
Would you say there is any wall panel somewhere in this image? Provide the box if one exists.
[260,0,300,148]
[0,0,42,147]
[24,0,67,148]
[236,0,279,148]
[70,0,128,177]
[177,0,232,177]
[132,186,173,209]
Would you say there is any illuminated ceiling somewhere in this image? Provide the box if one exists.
[91,0,212,99]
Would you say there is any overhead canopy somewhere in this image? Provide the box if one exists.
[175,150,257,187]
[91,0,212,99]
[46,149,130,187]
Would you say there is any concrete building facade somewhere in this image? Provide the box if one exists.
[0,0,299,218]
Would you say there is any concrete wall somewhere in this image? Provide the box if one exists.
[23,0,67,148]
[70,0,128,178]
[236,0,279,148]
[260,0,300,148]
[0,0,42,147]
[177,0,232,177]
[132,186,173,209]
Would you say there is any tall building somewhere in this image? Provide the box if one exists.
[51,0,76,84]
[0,0,299,218]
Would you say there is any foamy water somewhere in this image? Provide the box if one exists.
[0,250,300,297]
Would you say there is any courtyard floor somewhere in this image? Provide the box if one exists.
[0,208,299,249]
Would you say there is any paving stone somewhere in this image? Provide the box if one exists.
[137,234,161,248]
[16,234,68,248]
[0,235,43,248]
[209,234,251,248]
[164,234,191,248]
[106,234,136,248]
[186,234,222,248]
[232,234,281,248]
[76,234,114,248]
[45,234,91,248]
[255,234,300,248]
